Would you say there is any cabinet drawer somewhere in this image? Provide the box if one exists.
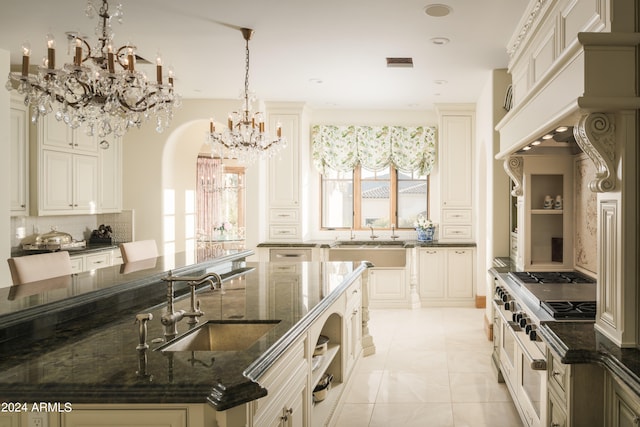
[70,256,83,273]
[548,352,569,401]
[442,209,472,223]
[270,248,311,262]
[269,225,300,239]
[269,208,299,223]
[85,253,110,270]
[440,225,472,239]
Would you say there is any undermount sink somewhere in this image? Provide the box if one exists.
[155,320,281,352]
[329,243,407,267]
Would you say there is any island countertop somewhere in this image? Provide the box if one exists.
[0,257,369,411]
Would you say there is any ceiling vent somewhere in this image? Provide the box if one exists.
[386,57,414,68]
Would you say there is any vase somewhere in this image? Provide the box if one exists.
[417,227,435,242]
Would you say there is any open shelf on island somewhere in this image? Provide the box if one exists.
[312,343,340,386]
[531,209,563,215]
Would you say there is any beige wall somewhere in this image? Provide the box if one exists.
[122,98,265,256]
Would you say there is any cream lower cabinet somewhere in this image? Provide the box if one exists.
[546,350,604,426]
[250,336,309,427]
[605,370,640,426]
[58,404,215,426]
[367,268,406,308]
[418,247,475,306]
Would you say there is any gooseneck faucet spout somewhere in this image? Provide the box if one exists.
[160,271,223,338]
[369,226,379,240]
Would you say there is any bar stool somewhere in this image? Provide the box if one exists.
[7,251,73,285]
[119,240,158,263]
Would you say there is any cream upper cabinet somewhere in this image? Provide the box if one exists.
[40,115,98,154]
[266,103,308,241]
[437,106,474,242]
[10,96,29,215]
[98,136,122,213]
[38,150,98,215]
[29,115,121,216]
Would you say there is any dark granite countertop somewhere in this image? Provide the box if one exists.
[0,256,369,411]
[540,322,640,398]
[10,242,122,258]
[487,257,640,399]
[258,240,477,249]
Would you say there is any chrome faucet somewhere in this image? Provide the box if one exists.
[390,224,399,240]
[160,271,223,339]
[369,226,379,240]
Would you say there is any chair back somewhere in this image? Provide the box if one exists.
[119,240,158,263]
[7,251,73,285]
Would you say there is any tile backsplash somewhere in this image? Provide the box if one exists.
[10,210,133,248]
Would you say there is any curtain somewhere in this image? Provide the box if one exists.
[312,125,437,175]
[196,156,223,240]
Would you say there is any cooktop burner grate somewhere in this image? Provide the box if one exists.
[541,301,596,319]
[509,271,596,284]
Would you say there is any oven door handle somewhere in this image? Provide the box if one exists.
[517,334,547,371]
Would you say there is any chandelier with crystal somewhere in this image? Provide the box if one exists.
[207,28,285,164]
[5,0,181,138]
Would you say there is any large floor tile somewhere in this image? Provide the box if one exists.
[369,403,454,427]
[452,402,523,427]
[334,308,524,427]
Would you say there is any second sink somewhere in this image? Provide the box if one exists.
[155,320,281,352]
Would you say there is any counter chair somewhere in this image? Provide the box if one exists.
[7,251,73,286]
[119,240,158,263]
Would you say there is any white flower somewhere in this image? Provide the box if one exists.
[414,215,434,231]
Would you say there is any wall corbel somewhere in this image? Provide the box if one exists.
[503,156,523,197]
[573,113,616,192]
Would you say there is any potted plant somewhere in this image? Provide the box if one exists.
[414,215,435,242]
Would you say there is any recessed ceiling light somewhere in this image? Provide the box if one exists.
[522,145,532,151]
[424,4,452,17]
[430,37,450,45]
[531,140,541,146]
[555,126,568,132]
[542,133,554,140]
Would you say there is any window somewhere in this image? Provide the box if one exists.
[321,166,428,229]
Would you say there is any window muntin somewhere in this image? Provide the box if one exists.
[321,167,428,229]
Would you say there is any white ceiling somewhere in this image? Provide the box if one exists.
[0,0,528,111]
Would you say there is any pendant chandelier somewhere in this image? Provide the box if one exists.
[5,0,181,138]
[207,28,285,164]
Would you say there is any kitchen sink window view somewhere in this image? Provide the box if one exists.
[2,0,640,426]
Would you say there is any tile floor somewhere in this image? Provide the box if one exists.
[334,307,524,427]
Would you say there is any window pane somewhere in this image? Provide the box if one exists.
[398,171,428,228]
[361,166,391,228]
[322,177,353,228]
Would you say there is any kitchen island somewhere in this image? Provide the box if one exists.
[0,250,371,426]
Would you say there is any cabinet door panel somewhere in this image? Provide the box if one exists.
[447,249,474,298]
[42,150,74,211]
[418,249,446,298]
[74,154,99,212]
[10,103,28,213]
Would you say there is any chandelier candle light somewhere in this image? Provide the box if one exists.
[207,28,285,164]
[6,0,181,138]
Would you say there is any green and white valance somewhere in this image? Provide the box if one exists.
[312,124,437,176]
